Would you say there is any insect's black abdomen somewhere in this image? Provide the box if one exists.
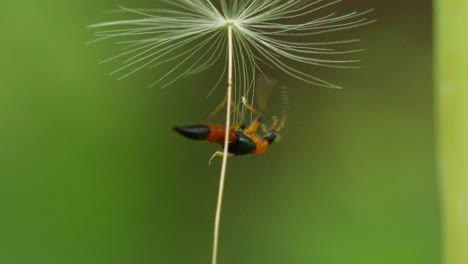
[228,131,256,155]
[174,125,210,140]
[264,130,278,145]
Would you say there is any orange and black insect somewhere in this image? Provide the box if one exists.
[175,80,288,160]
[174,114,280,157]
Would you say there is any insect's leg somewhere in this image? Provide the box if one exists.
[271,115,286,133]
[261,124,269,134]
[264,86,288,133]
[269,116,279,131]
[231,101,243,121]
[244,115,263,135]
[207,96,226,120]
[240,96,263,134]
[276,118,286,132]
[209,151,235,165]
[241,96,259,115]
[207,95,243,121]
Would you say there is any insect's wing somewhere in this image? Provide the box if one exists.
[254,76,289,134]
[255,76,278,114]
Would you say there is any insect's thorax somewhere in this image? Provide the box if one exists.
[227,129,269,156]
[227,130,257,155]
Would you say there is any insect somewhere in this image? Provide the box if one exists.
[175,96,286,162]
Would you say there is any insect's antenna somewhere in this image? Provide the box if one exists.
[276,85,289,132]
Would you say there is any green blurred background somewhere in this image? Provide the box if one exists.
[0,0,438,263]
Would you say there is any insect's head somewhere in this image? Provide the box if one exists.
[264,130,278,145]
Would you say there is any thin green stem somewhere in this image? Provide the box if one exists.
[436,1,468,263]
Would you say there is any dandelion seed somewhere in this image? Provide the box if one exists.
[90,1,373,101]
[90,1,373,264]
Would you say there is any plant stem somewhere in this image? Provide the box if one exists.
[212,24,233,264]
[435,0,468,263]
